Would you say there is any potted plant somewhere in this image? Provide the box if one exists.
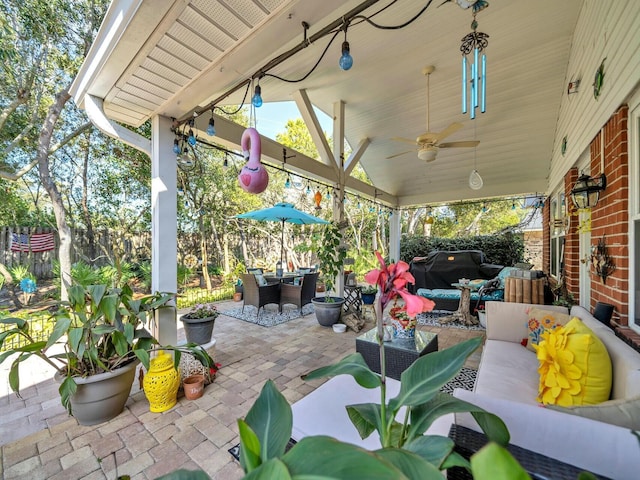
[180,303,218,344]
[360,285,377,305]
[311,222,347,326]
[0,283,213,425]
[234,251,523,478]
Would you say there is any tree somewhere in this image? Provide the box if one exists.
[0,0,110,299]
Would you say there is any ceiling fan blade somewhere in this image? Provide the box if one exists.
[391,137,418,145]
[433,122,464,142]
[439,140,480,148]
[386,150,414,159]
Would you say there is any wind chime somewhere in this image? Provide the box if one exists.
[460,4,489,119]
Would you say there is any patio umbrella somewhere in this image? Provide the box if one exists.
[235,202,329,264]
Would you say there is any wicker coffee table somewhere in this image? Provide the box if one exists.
[355,328,438,380]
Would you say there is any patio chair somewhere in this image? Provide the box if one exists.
[241,273,281,317]
[247,268,263,274]
[280,272,318,314]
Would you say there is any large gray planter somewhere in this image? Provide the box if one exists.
[56,359,138,426]
[181,315,216,344]
[312,297,344,327]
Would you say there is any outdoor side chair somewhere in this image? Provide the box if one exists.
[280,272,318,314]
[241,273,281,317]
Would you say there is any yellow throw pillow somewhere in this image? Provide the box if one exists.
[535,317,612,406]
[526,307,572,352]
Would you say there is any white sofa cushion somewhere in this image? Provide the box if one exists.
[454,388,640,480]
[475,340,540,405]
[291,374,453,449]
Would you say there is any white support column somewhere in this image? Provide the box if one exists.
[333,100,346,297]
[151,115,178,346]
[389,208,401,264]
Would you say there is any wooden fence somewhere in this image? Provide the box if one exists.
[0,226,151,279]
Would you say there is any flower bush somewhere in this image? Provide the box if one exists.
[184,303,219,320]
[364,251,435,318]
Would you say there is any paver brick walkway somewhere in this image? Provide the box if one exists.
[0,301,483,479]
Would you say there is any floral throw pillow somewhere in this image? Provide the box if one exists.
[525,307,572,352]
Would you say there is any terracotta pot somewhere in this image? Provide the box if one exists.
[233,292,242,302]
[183,374,205,400]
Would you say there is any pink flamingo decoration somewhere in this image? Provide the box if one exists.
[238,127,269,194]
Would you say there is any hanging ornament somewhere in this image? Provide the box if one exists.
[238,127,269,194]
[314,190,322,210]
[460,6,489,119]
[468,169,484,190]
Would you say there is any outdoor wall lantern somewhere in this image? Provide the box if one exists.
[570,172,607,209]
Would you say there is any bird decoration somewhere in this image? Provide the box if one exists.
[238,127,269,194]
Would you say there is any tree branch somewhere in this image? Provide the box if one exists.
[48,121,93,154]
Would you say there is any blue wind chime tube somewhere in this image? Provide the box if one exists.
[473,47,479,110]
[481,52,486,113]
[462,56,467,114]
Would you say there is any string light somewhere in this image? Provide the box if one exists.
[207,109,216,136]
[339,22,353,71]
[251,79,263,107]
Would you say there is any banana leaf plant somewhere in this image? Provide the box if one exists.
[235,336,537,479]
[0,283,213,414]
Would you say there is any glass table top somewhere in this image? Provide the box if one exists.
[357,327,437,354]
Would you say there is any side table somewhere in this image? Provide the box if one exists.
[355,328,438,380]
[440,283,479,326]
[343,285,362,313]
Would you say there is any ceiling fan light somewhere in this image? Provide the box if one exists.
[418,148,437,162]
[469,169,483,190]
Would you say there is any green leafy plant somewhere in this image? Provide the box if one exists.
[316,222,347,299]
[182,303,219,320]
[234,253,525,478]
[361,284,378,295]
[0,283,213,415]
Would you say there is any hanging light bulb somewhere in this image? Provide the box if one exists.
[511,201,516,210]
[223,156,228,168]
[357,201,362,209]
[305,184,311,195]
[339,24,353,71]
[284,175,291,189]
[482,203,487,213]
[207,114,216,136]
[468,169,483,190]
[252,82,263,107]
[187,118,196,145]
[173,138,180,154]
[325,189,331,200]
[179,147,194,168]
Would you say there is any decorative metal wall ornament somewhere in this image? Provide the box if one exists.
[561,136,568,156]
[460,4,489,119]
[593,58,606,100]
[590,236,615,284]
[567,78,580,95]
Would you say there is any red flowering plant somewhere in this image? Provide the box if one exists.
[364,251,435,336]
[235,251,511,477]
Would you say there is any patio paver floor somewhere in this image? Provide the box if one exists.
[0,301,483,479]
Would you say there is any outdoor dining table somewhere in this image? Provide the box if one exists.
[263,272,303,284]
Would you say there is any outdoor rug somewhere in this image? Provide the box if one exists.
[417,310,485,331]
[228,367,477,461]
[223,303,315,327]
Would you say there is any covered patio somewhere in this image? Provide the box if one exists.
[0,304,483,478]
[67,0,640,345]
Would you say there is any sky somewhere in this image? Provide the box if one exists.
[253,101,332,141]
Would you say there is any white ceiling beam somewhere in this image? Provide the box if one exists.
[291,89,335,171]
[344,137,370,177]
[192,113,397,206]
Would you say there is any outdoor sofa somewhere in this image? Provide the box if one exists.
[453,301,640,479]
[291,301,640,479]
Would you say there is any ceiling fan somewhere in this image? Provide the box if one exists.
[388,65,479,162]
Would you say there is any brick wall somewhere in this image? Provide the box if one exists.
[588,106,629,327]
[544,105,634,346]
